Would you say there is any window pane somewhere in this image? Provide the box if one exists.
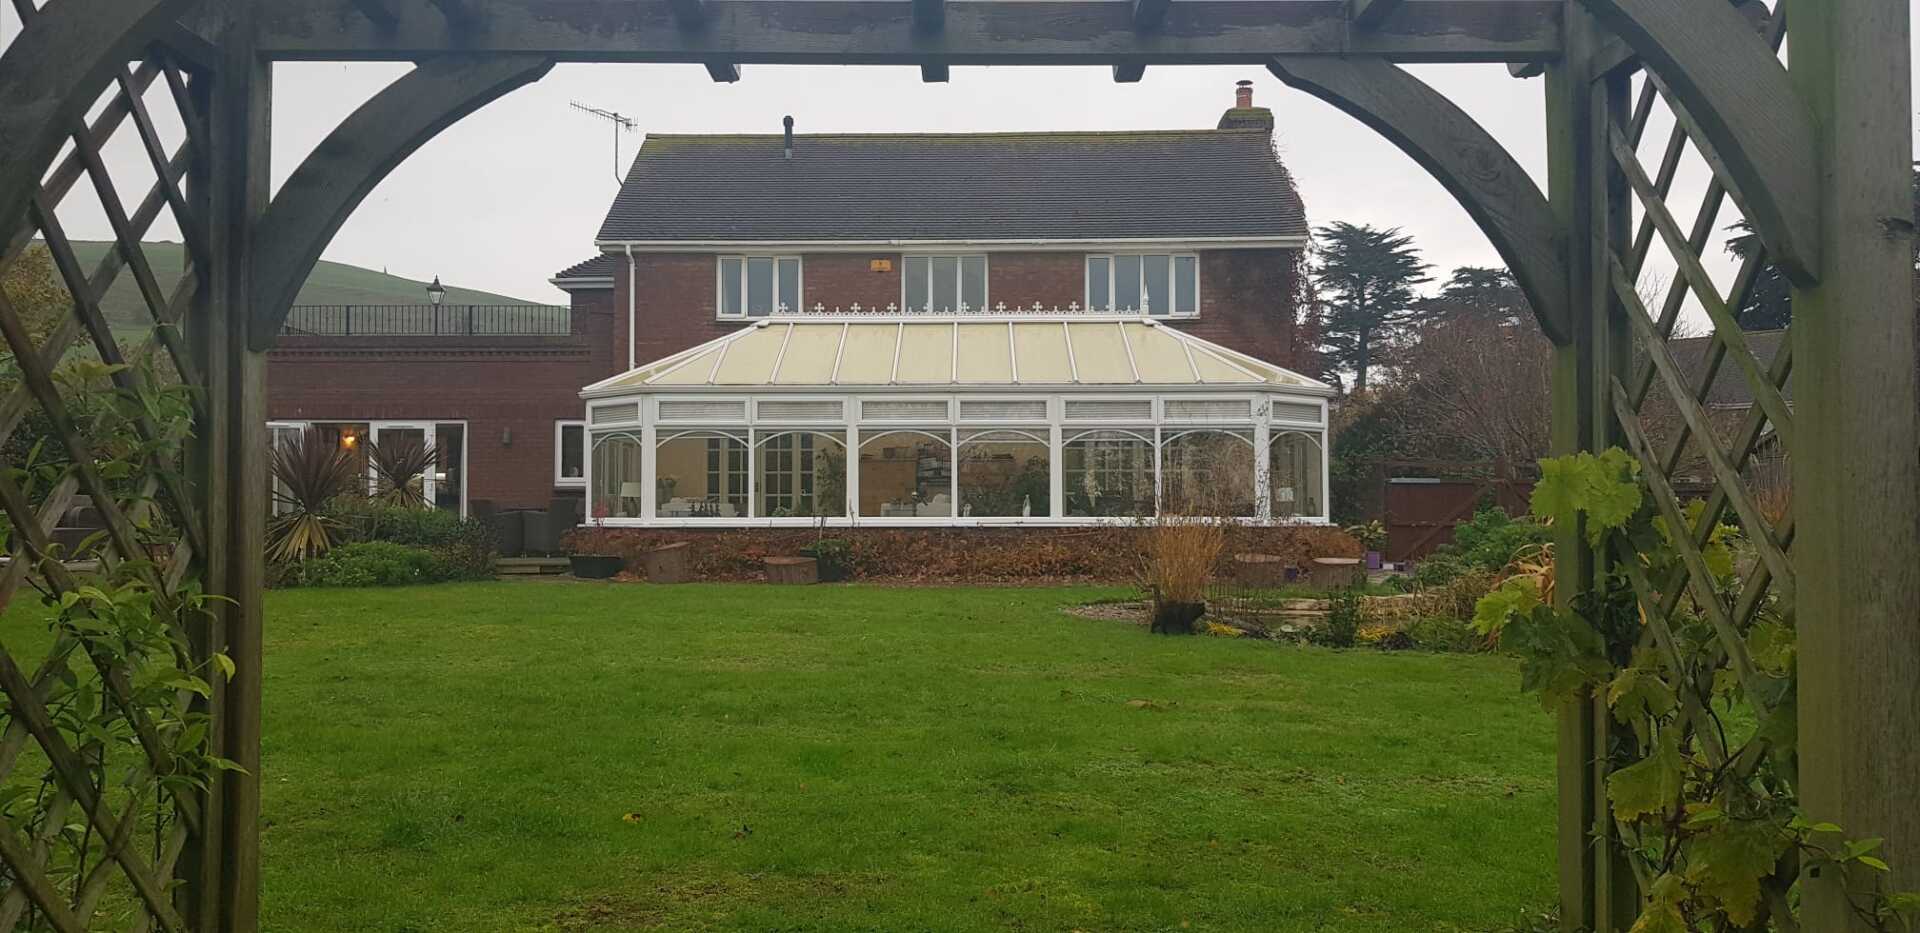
[777,258,801,313]
[1174,255,1198,315]
[959,433,1050,517]
[961,256,987,313]
[905,256,930,311]
[857,431,952,518]
[719,258,742,315]
[434,423,465,513]
[1114,255,1142,313]
[651,434,747,518]
[1087,257,1110,311]
[1143,254,1171,316]
[1063,433,1154,517]
[757,432,845,517]
[1163,431,1256,517]
[590,432,645,519]
[559,424,585,480]
[1269,432,1325,519]
[746,258,774,316]
[931,256,959,312]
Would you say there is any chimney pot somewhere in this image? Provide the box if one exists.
[783,115,794,160]
[1235,79,1254,109]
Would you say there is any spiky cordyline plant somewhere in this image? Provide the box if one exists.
[268,429,362,562]
[366,435,439,509]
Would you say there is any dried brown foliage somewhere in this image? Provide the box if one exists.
[1141,519,1227,605]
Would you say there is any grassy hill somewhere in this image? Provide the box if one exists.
[62,241,545,330]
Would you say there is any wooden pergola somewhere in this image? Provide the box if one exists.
[0,0,1911,929]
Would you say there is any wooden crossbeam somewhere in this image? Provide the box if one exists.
[913,0,945,33]
[256,0,1564,64]
[921,65,949,82]
[427,0,476,24]
[1132,0,1172,29]
[1350,0,1402,30]
[663,0,743,82]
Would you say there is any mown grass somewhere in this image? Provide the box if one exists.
[7,581,1558,931]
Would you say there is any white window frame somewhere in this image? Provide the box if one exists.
[900,254,989,313]
[716,255,803,319]
[1084,253,1201,318]
[554,420,586,487]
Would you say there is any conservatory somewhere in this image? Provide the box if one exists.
[578,315,1334,527]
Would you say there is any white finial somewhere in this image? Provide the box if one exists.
[1031,302,1043,312]
[850,303,862,313]
[995,302,1007,313]
[959,301,971,313]
[813,302,825,313]
[1068,301,1080,313]
[777,301,789,314]
[887,302,898,313]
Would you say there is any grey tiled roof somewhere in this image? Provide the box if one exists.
[1666,330,1791,409]
[594,129,1309,243]
[553,255,619,280]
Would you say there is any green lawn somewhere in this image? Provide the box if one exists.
[8,582,1559,930]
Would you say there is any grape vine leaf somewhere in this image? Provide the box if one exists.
[1608,728,1685,822]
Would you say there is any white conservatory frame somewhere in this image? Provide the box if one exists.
[579,315,1334,528]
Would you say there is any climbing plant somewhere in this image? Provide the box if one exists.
[1476,451,1920,931]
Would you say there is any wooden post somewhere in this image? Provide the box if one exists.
[1785,0,1920,921]
[197,2,271,928]
[1544,6,1634,928]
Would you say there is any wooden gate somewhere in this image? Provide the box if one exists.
[1380,460,1536,562]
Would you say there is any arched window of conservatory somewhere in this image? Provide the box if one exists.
[754,430,848,518]
[590,431,645,520]
[858,430,953,518]
[653,430,749,519]
[1063,429,1155,518]
[1269,431,1326,520]
[1161,430,1257,517]
[957,430,1051,518]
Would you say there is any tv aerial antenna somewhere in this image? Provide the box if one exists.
[571,101,639,184]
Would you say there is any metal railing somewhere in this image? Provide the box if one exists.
[281,304,573,336]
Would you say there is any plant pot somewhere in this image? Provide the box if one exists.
[1150,601,1206,635]
[569,554,624,579]
[1366,550,1383,571]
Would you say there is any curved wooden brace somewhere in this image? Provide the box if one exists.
[0,0,200,237]
[1268,57,1572,345]
[249,54,555,350]
[1575,0,1820,285]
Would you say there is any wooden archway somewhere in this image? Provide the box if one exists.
[0,1,1911,930]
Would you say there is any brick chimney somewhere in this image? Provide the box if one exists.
[1217,79,1275,133]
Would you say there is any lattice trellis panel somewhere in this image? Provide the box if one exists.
[1598,0,1801,920]
[0,5,223,929]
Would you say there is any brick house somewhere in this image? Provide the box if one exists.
[267,84,1332,525]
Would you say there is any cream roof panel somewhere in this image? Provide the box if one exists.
[710,325,786,384]
[895,323,955,384]
[1126,324,1198,384]
[584,316,1335,396]
[1065,322,1136,384]
[772,323,843,384]
[834,323,899,385]
[954,323,1013,384]
[1012,323,1074,384]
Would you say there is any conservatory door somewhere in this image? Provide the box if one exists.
[370,422,436,507]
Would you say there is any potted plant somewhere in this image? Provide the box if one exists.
[1346,520,1388,571]
[800,537,853,582]
[562,528,625,579]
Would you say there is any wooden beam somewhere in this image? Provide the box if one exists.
[1350,0,1403,30]
[1268,56,1572,344]
[664,0,742,82]
[349,0,398,30]
[1132,0,1172,30]
[913,0,945,33]
[255,0,1564,65]
[249,55,555,350]
[426,0,477,25]
[0,0,200,246]
[1112,63,1146,83]
[704,62,741,82]
[1787,0,1920,922]
[1574,0,1820,284]
[920,64,949,82]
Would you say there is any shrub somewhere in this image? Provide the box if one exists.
[268,429,361,561]
[325,499,495,581]
[1405,616,1482,653]
[800,538,853,581]
[1316,586,1363,648]
[286,541,451,588]
[1142,519,1225,605]
[1426,507,1549,578]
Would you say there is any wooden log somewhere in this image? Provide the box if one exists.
[1305,557,1363,590]
[641,542,692,584]
[1229,552,1289,588]
[763,556,819,585]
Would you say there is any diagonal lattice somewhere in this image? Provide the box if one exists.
[0,7,222,927]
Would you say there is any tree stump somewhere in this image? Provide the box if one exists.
[1230,553,1289,588]
[763,556,819,585]
[642,542,692,584]
[1307,557,1365,590]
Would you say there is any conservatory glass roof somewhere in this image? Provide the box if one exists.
[584,316,1332,395]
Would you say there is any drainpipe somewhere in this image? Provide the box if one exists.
[625,244,637,370]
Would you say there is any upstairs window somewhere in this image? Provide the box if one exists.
[1086,253,1199,316]
[718,256,801,318]
[903,255,988,313]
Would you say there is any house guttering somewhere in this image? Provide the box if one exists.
[549,275,614,290]
[590,235,1311,253]
[579,381,1339,401]
[624,244,636,370]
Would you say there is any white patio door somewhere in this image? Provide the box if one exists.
[370,422,435,506]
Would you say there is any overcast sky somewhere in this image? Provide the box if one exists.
[9,6,1920,320]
